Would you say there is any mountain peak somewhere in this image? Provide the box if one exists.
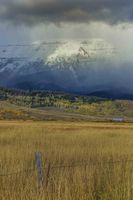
[0,39,129,98]
[46,39,115,66]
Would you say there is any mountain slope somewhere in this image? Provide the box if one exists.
[0,39,133,98]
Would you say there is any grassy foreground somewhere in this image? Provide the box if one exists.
[0,121,133,199]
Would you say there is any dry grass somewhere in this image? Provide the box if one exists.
[0,121,133,199]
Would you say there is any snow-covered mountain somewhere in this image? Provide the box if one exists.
[0,39,132,96]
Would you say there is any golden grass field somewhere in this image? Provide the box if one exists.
[1,121,133,200]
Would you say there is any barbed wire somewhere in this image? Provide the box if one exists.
[0,168,35,177]
[50,159,133,169]
[1,158,133,177]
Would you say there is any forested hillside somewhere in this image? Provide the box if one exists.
[1,87,133,119]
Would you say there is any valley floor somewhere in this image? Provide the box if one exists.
[1,100,133,122]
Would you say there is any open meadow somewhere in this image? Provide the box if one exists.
[0,121,133,199]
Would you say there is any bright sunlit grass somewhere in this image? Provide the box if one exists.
[0,121,133,200]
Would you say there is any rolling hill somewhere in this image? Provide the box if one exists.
[1,87,133,121]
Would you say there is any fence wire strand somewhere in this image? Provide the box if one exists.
[0,159,133,177]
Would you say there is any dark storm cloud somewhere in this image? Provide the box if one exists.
[0,0,133,25]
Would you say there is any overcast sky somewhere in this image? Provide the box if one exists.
[1,0,133,93]
[0,0,133,48]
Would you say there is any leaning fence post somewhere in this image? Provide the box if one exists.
[46,163,51,187]
[35,152,44,190]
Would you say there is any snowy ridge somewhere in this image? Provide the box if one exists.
[0,39,124,94]
[0,39,115,76]
[46,39,116,66]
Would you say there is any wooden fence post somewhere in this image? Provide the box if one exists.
[35,152,44,189]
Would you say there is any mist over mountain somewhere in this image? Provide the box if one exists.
[0,39,133,99]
